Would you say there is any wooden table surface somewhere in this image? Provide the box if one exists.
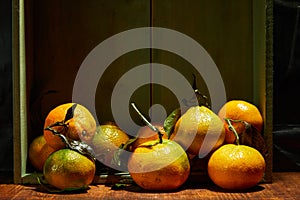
[0,172,299,200]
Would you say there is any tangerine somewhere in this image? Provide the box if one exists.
[43,148,96,190]
[43,103,96,150]
[91,124,130,168]
[207,144,265,190]
[218,100,263,144]
[28,135,56,171]
[172,106,225,157]
[128,139,190,190]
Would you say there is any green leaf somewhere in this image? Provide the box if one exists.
[120,138,138,151]
[111,183,130,190]
[112,138,138,168]
[163,108,181,139]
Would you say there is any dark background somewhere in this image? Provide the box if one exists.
[0,0,299,183]
[273,0,300,171]
[0,0,14,182]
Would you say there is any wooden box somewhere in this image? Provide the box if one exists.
[13,0,273,184]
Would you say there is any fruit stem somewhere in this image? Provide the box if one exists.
[131,103,163,144]
[45,122,96,161]
[194,89,211,109]
[44,121,68,135]
[224,118,240,145]
[192,74,211,109]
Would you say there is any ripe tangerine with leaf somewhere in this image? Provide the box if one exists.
[43,103,96,150]
[91,124,130,168]
[127,103,190,190]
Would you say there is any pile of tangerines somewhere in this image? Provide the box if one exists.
[29,99,266,192]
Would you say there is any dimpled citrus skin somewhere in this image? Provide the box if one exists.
[208,144,266,190]
[43,149,96,190]
[28,135,56,171]
[172,106,225,156]
[128,139,190,191]
[218,100,263,144]
[91,124,130,167]
[44,103,96,150]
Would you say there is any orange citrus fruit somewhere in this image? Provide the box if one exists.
[43,103,96,150]
[28,135,56,171]
[207,144,265,190]
[127,139,190,190]
[172,106,225,157]
[43,148,96,190]
[91,124,130,168]
[218,100,263,144]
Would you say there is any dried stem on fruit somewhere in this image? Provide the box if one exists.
[131,103,164,144]
[224,118,241,145]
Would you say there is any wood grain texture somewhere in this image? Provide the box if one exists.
[0,172,299,200]
[152,0,254,107]
[26,0,151,139]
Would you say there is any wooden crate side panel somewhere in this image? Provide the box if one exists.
[252,0,273,182]
[152,0,255,111]
[13,0,29,184]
